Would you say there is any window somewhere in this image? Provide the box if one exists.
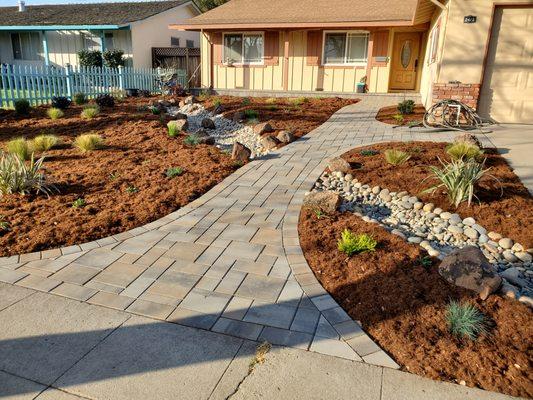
[323,31,369,65]
[11,32,43,61]
[186,40,195,48]
[170,36,180,47]
[223,32,264,64]
[104,33,114,50]
[429,21,440,64]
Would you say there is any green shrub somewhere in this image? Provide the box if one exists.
[102,49,125,68]
[71,198,86,208]
[360,149,378,156]
[0,216,9,231]
[384,149,411,166]
[446,300,486,340]
[446,142,484,161]
[214,99,222,108]
[244,109,259,120]
[0,152,54,196]
[423,158,493,208]
[95,94,115,108]
[242,97,251,106]
[397,99,415,115]
[267,105,278,111]
[167,121,181,137]
[78,49,102,67]
[32,134,59,152]
[290,97,309,106]
[150,106,161,115]
[74,134,104,152]
[73,93,88,105]
[47,107,64,120]
[126,185,138,193]
[337,229,377,256]
[14,99,30,115]
[165,167,184,178]
[80,105,99,119]
[184,134,200,146]
[393,113,404,125]
[6,138,31,161]
[51,96,71,110]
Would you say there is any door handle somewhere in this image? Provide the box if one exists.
[414,59,419,69]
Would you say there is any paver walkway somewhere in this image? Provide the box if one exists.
[0,95,496,366]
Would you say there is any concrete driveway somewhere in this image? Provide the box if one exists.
[484,124,533,194]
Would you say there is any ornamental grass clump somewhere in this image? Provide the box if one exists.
[244,109,259,120]
[6,137,31,161]
[73,92,87,105]
[384,149,411,166]
[167,121,181,137]
[80,105,99,119]
[338,229,377,256]
[47,107,64,120]
[446,141,484,161]
[74,133,104,152]
[165,167,184,178]
[32,134,59,152]
[397,99,415,115]
[184,134,200,146]
[446,300,487,340]
[0,152,54,196]
[423,157,494,208]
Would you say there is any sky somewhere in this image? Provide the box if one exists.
[0,0,164,5]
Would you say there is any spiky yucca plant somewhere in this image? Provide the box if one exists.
[384,149,410,166]
[446,141,484,161]
[0,152,55,196]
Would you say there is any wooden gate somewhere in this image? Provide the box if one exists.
[152,47,201,88]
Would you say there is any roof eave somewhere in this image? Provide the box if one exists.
[170,20,415,31]
[0,24,130,31]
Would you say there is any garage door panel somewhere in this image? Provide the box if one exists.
[479,6,533,123]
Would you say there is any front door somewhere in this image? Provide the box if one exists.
[390,32,421,91]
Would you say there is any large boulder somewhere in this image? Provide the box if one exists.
[438,246,502,300]
[276,130,295,144]
[185,95,198,105]
[261,135,279,150]
[327,157,351,173]
[174,112,188,120]
[201,118,216,129]
[233,111,245,122]
[231,142,251,164]
[303,191,341,214]
[171,119,188,133]
[254,122,274,135]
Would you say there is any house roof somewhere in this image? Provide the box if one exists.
[174,0,423,30]
[0,0,193,29]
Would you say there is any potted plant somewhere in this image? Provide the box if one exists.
[356,76,366,93]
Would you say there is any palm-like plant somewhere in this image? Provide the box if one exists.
[0,152,55,196]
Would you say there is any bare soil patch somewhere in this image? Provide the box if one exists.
[375,103,426,126]
[341,142,533,248]
[203,96,358,142]
[299,208,533,398]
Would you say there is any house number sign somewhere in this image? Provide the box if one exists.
[464,15,477,23]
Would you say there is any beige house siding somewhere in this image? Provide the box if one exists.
[201,29,391,93]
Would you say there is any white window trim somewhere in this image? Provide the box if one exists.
[321,30,369,67]
[222,31,265,66]
[428,19,441,65]
[11,31,43,61]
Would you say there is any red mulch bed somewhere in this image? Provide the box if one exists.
[202,96,358,142]
[0,97,237,256]
[341,142,533,248]
[299,208,533,398]
[375,104,426,126]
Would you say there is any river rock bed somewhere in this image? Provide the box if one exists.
[309,169,533,300]
[168,103,268,158]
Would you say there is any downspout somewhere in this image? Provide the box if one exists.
[41,30,50,66]
[428,0,446,10]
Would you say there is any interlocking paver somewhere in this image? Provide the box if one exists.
[222,296,253,320]
[178,289,231,315]
[90,262,146,288]
[236,274,286,302]
[51,282,98,301]
[211,317,263,340]
[88,291,135,310]
[243,301,297,329]
[126,299,175,320]
[163,242,207,261]
[51,263,100,285]
[73,249,122,269]
[259,326,313,350]
[167,307,218,330]
[223,241,264,261]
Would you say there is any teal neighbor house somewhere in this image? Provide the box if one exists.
[0,0,200,68]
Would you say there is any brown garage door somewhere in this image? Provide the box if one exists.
[479,6,533,123]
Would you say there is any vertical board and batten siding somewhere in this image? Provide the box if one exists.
[0,64,185,108]
[203,29,391,93]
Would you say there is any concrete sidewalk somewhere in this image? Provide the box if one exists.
[0,283,521,400]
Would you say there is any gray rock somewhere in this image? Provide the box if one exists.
[174,112,188,120]
[433,208,443,215]
[413,202,423,210]
[408,237,422,244]
[511,243,524,252]
[400,201,413,210]
[232,111,245,122]
[371,186,381,195]
[488,231,502,241]
[472,224,487,235]
[449,214,462,225]
[201,118,216,129]
[440,212,452,220]
[464,227,479,240]
[502,250,518,263]
[462,217,476,226]
[498,238,513,249]
[500,282,520,299]
[500,267,527,288]
[422,203,435,213]
[261,135,279,150]
[303,191,341,214]
[448,226,463,235]
[516,251,532,263]
[478,234,489,244]
[438,246,502,300]
[327,157,351,173]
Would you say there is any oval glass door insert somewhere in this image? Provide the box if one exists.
[401,41,412,69]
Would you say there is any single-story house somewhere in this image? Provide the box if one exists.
[0,0,201,69]
[173,0,533,123]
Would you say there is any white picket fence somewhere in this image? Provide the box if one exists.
[0,64,187,108]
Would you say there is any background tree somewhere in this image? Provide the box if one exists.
[195,0,229,12]
[78,50,103,68]
[103,49,125,68]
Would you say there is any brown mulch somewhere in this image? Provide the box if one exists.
[0,97,238,256]
[375,103,426,126]
[341,142,533,248]
[298,208,533,398]
[202,96,358,142]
